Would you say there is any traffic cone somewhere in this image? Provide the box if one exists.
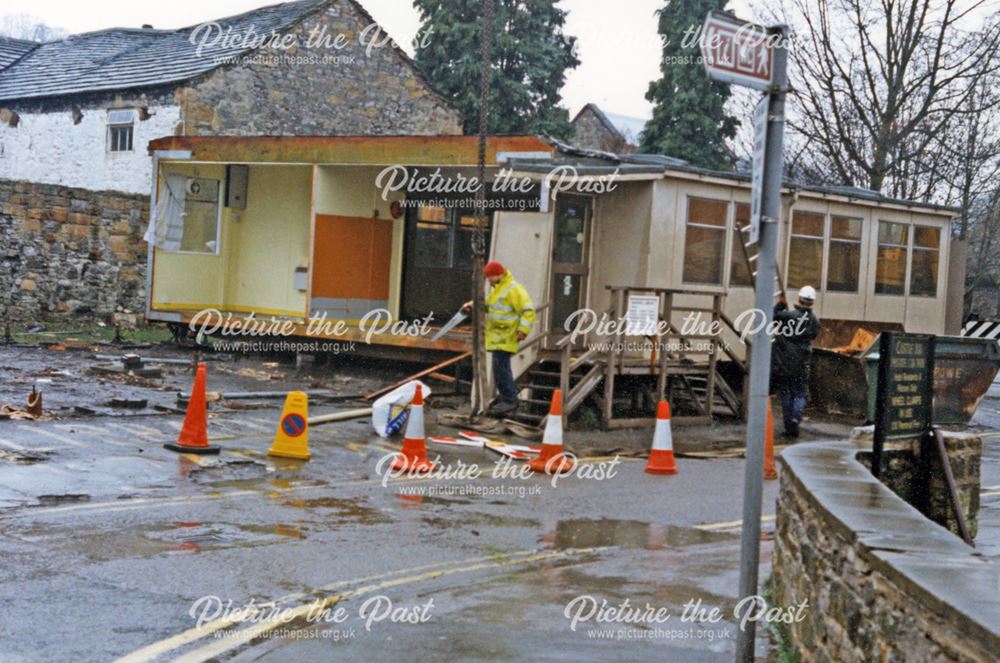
[391,384,434,473]
[645,401,678,475]
[764,397,777,480]
[268,391,310,460]
[528,390,574,474]
[164,363,220,455]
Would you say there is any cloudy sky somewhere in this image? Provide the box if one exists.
[0,0,758,121]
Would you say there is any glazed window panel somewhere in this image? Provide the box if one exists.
[910,225,940,297]
[179,178,220,254]
[683,197,728,285]
[787,211,824,289]
[729,203,753,287]
[827,216,862,292]
[413,206,451,268]
[875,221,909,295]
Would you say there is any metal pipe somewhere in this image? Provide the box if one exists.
[932,427,974,546]
[308,408,372,426]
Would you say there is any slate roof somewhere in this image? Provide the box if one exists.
[0,36,38,71]
[0,0,328,102]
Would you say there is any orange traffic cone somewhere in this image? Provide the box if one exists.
[764,397,777,480]
[645,401,678,475]
[391,384,435,473]
[164,363,220,455]
[528,390,574,474]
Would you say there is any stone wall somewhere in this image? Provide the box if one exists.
[0,101,181,195]
[852,428,981,538]
[773,440,1000,662]
[178,0,463,137]
[571,106,628,153]
[0,178,147,319]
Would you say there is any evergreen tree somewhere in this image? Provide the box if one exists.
[641,0,738,169]
[413,0,579,139]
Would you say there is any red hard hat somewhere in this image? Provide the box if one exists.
[484,261,505,278]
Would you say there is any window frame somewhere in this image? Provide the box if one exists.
[162,175,224,257]
[825,215,864,293]
[681,195,731,286]
[108,124,134,152]
[106,108,136,153]
[874,220,911,297]
[786,210,826,291]
[908,224,941,298]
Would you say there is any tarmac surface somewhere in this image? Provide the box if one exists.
[971,373,1000,558]
[0,346,782,662]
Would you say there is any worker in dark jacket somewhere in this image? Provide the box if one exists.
[771,286,821,437]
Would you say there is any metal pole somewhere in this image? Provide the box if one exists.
[735,25,789,663]
[470,0,495,416]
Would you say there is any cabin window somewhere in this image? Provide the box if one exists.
[411,206,486,270]
[787,211,824,289]
[827,216,862,292]
[910,225,940,297]
[107,109,135,152]
[875,221,908,295]
[729,203,753,287]
[683,197,728,285]
[179,178,221,254]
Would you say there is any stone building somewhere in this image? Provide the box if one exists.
[570,103,646,154]
[0,0,462,318]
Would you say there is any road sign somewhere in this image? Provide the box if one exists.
[281,412,306,438]
[700,11,774,91]
[749,97,769,243]
[872,332,936,478]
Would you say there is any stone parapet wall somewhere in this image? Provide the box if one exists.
[853,427,981,538]
[0,178,148,319]
[773,440,1000,662]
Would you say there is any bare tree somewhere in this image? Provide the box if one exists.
[778,0,1000,202]
[0,14,67,42]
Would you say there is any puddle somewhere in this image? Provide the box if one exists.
[15,519,311,560]
[189,459,268,484]
[282,496,392,525]
[543,519,734,550]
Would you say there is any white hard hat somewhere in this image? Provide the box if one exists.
[798,286,817,302]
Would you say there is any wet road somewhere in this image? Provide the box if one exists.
[0,410,778,661]
[972,374,1000,557]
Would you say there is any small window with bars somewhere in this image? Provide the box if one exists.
[107,109,135,152]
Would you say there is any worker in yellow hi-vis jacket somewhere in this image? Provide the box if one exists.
[463,261,536,415]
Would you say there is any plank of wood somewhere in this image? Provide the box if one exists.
[363,351,472,400]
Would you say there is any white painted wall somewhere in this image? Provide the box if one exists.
[0,104,181,194]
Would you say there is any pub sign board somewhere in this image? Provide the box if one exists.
[872,332,935,478]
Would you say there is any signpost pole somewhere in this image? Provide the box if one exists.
[734,24,789,663]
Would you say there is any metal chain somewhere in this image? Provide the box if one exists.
[470,0,495,416]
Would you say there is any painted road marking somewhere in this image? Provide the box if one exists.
[22,426,88,448]
[115,546,607,663]
[113,548,553,663]
[696,514,776,531]
[0,436,54,453]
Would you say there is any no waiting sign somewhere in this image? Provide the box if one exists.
[700,12,774,91]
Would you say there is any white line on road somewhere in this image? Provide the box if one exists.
[22,426,87,448]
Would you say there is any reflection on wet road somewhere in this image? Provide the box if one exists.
[0,412,778,661]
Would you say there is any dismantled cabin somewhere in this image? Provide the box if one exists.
[144,137,960,428]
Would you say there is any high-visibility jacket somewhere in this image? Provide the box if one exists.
[485,270,535,353]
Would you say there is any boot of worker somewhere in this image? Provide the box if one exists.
[491,399,518,416]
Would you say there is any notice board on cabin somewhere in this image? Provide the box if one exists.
[311,214,393,318]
